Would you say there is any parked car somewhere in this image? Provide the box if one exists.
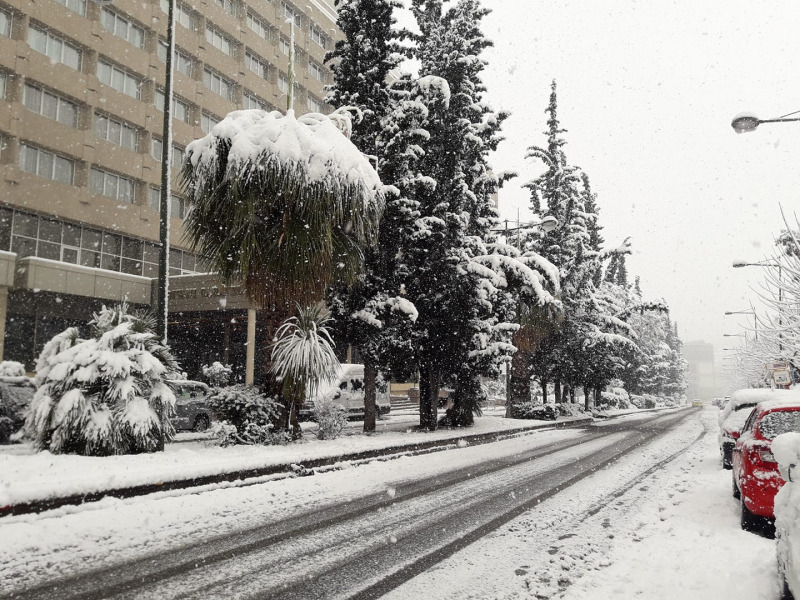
[0,376,35,443]
[732,398,800,533]
[772,431,800,598]
[301,364,391,420]
[719,388,796,469]
[171,380,214,432]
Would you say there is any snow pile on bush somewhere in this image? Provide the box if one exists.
[202,361,232,387]
[24,305,179,456]
[207,385,287,446]
[0,361,26,377]
[597,386,631,410]
[313,399,348,440]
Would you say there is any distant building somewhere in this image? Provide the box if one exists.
[0,0,339,376]
[684,340,719,400]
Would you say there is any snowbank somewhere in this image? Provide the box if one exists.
[0,414,583,507]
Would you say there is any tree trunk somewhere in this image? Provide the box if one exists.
[508,349,531,418]
[363,357,377,432]
[542,378,548,403]
[569,387,576,404]
[419,365,439,431]
[554,380,562,404]
[594,387,601,407]
[584,386,591,411]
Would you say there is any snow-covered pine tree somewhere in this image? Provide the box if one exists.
[25,304,179,456]
[403,0,559,428]
[325,0,415,432]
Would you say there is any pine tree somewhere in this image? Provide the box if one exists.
[405,0,559,428]
[325,0,409,431]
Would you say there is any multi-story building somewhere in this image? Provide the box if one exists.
[684,340,719,400]
[0,0,338,372]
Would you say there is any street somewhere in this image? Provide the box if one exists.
[2,409,704,599]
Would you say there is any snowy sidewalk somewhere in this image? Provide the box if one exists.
[0,412,594,513]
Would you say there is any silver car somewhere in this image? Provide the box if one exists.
[171,380,214,432]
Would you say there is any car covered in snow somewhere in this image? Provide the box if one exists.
[170,380,214,432]
[773,431,800,598]
[0,376,36,444]
[718,388,797,469]
[732,397,800,533]
[301,364,391,420]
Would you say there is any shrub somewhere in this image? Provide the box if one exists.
[644,396,657,409]
[202,362,232,387]
[313,399,348,440]
[207,385,286,446]
[0,361,26,377]
[515,401,558,421]
[25,304,179,456]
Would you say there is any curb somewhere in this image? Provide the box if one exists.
[1,417,595,518]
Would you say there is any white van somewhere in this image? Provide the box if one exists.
[301,364,391,420]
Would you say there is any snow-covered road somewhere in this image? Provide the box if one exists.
[0,409,714,599]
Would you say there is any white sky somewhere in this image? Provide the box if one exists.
[474,0,800,372]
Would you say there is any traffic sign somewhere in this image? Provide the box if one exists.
[773,370,792,385]
[766,362,790,371]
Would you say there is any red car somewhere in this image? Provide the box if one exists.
[732,399,800,532]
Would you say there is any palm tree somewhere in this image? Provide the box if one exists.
[181,109,385,430]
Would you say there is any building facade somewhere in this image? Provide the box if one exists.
[683,340,719,400]
[0,0,338,370]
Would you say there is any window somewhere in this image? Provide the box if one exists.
[242,91,266,111]
[246,12,270,40]
[53,0,85,17]
[101,8,144,48]
[310,26,326,48]
[279,37,290,56]
[203,69,234,101]
[0,73,7,100]
[278,73,288,93]
[201,113,219,134]
[160,0,192,29]
[19,143,74,184]
[157,42,193,77]
[282,2,301,27]
[94,113,137,151]
[154,89,190,123]
[150,138,185,168]
[0,8,10,37]
[245,52,270,79]
[205,26,234,57]
[148,187,187,219]
[28,26,82,71]
[90,168,134,203]
[23,83,78,127]
[309,62,324,82]
[97,60,141,99]
[759,411,800,440]
[212,0,236,16]
[307,95,322,113]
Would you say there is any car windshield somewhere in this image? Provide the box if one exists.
[724,405,755,433]
[759,410,800,440]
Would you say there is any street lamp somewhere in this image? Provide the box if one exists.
[723,333,746,337]
[724,309,758,340]
[731,111,800,134]
[732,260,784,350]
[492,216,558,250]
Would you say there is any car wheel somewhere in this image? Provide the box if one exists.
[741,495,759,532]
[193,415,210,432]
[732,475,740,500]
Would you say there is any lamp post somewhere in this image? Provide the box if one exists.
[724,309,758,340]
[733,260,783,351]
[731,111,800,134]
[493,216,558,250]
[155,0,177,343]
